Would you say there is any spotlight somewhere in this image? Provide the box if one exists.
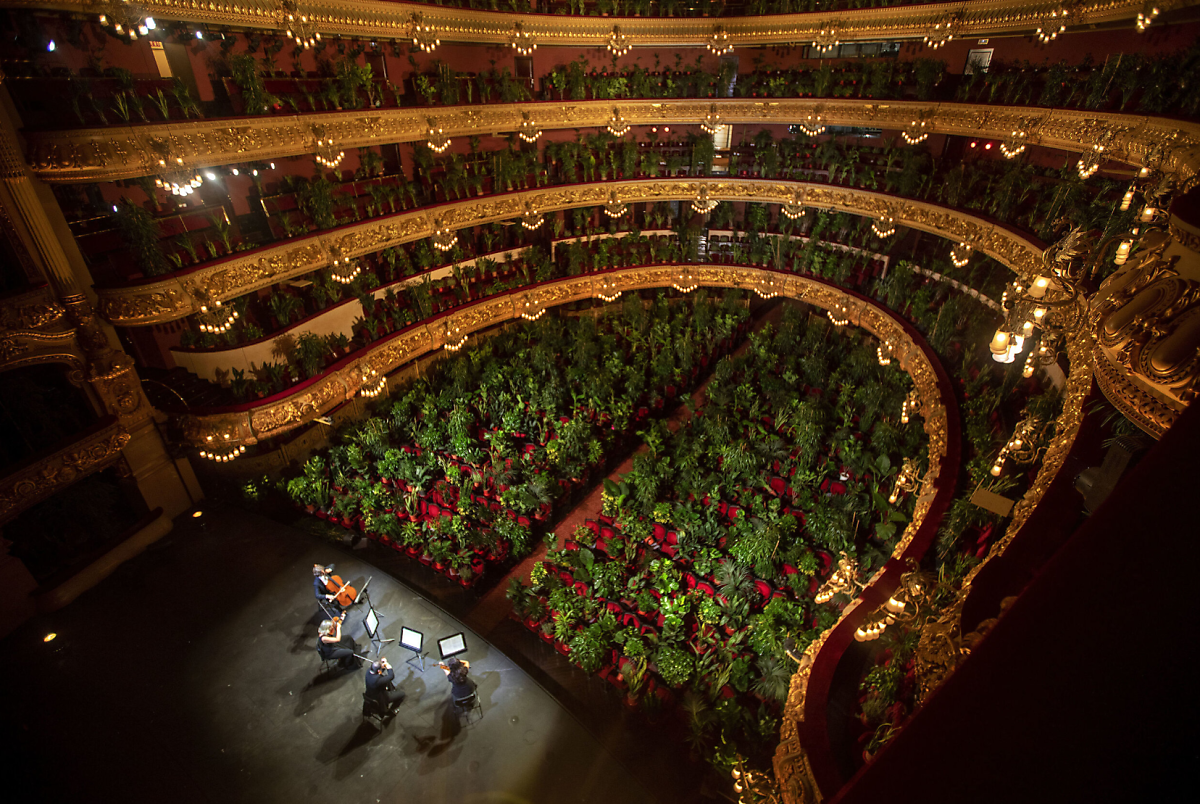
[44,633,57,642]
[205,172,217,181]
[192,510,204,518]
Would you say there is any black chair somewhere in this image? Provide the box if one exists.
[362,693,394,727]
[452,689,483,724]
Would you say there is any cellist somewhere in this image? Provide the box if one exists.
[313,564,343,614]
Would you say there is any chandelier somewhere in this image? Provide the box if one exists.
[411,14,440,54]
[444,324,468,352]
[900,389,920,424]
[96,1,156,42]
[854,558,935,642]
[520,295,547,322]
[279,0,320,49]
[607,25,631,57]
[691,186,717,214]
[518,112,542,144]
[902,118,931,146]
[922,16,960,50]
[876,339,892,366]
[782,189,807,220]
[199,444,246,463]
[313,126,344,170]
[798,110,826,137]
[1137,3,1161,31]
[604,190,627,219]
[815,551,863,604]
[432,220,458,252]
[1076,143,1105,180]
[359,366,387,398]
[596,277,622,303]
[700,104,722,136]
[509,22,536,56]
[950,241,973,268]
[520,201,544,231]
[871,213,896,239]
[1036,6,1068,43]
[329,249,361,284]
[991,412,1056,476]
[154,156,202,196]
[826,301,850,327]
[425,118,451,154]
[197,297,238,335]
[672,269,699,294]
[812,22,841,54]
[754,275,780,300]
[707,27,733,56]
[606,108,630,137]
[1000,129,1028,159]
[887,458,923,504]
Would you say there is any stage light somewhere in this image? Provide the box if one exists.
[44,633,57,642]
[192,510,204,518]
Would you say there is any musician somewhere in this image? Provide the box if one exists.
[439,657,473,699]
[313,564,342,613]
[316,616,361,670]
[365,658,406,712]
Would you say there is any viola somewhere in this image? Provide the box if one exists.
[322,570,358,608]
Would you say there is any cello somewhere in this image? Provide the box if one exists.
[319,564,358,607]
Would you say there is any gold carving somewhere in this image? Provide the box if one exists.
[98,178,1044,326]
[0,419,130,525]
[0,286,65,332]
[25,100,1200,187]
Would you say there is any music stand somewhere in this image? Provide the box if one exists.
[400,627,427,671]
[362,600,394,656]
[437,632,468,661]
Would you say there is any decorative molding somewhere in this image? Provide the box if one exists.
[0,285,65,332]
[24,99,1200,186]
[0,328,85,374]
[96,177,1045,326]
[0,418,130,525]
[0,0,1166,47]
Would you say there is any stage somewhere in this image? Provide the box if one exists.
[0,505,656,803]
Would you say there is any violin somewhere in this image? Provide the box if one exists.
[321,565,358,608]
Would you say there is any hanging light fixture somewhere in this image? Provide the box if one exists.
[1137,3,1161,31]
[826,301,850,327]
[603,190,627,220]
[199,444,246,463]
[815,551,863,604]
[877,339,893,366]
[798,110,826,137]
[900,389,920,424]
[154,156,203,197]
[520,201,544,231]
[596,277,622,303]
[871,213,896,239]
[520,294,546,322]
[854,558,936,642]
[812,22,841,54]
[991,413,1056,476]
[1036,6,1068,43]
[329,247,362,284]
[509,22,536,56]
[411,13,440,54]
[923,15,960,50]
[754,275,780,300]
[902,118,931,146]
[700,105,722,136]
[707,27,733,56]
[673,269,699,294]
[97,1,156,42]
[607,25,631,57]
[606,108,630,137]
[1077,143,1105,180]
[888,458,923,504]
[197,297,238,335]
[313,126,344,170]
[1000,129,1028,159]
[279,0,319,49]
[432,219,458,252]
[518,112,542,144]
[782,189,807,221]
[444,324,468,351]
[950,241,973,268]
[691,186,717,215]
[359,366,387,398]
[426,118,450,154]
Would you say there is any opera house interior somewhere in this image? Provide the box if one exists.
[0,1,1196,801]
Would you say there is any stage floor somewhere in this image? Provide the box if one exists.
[0,505,657,804]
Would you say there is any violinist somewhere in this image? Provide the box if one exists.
[365,658,406,712]
[316,615,362,670]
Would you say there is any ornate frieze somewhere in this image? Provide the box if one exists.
[24,99,1200,186]
[0,286,65,332]
[0,0,1163,48]
[0,418,130,525]
[96,177,1045,326]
